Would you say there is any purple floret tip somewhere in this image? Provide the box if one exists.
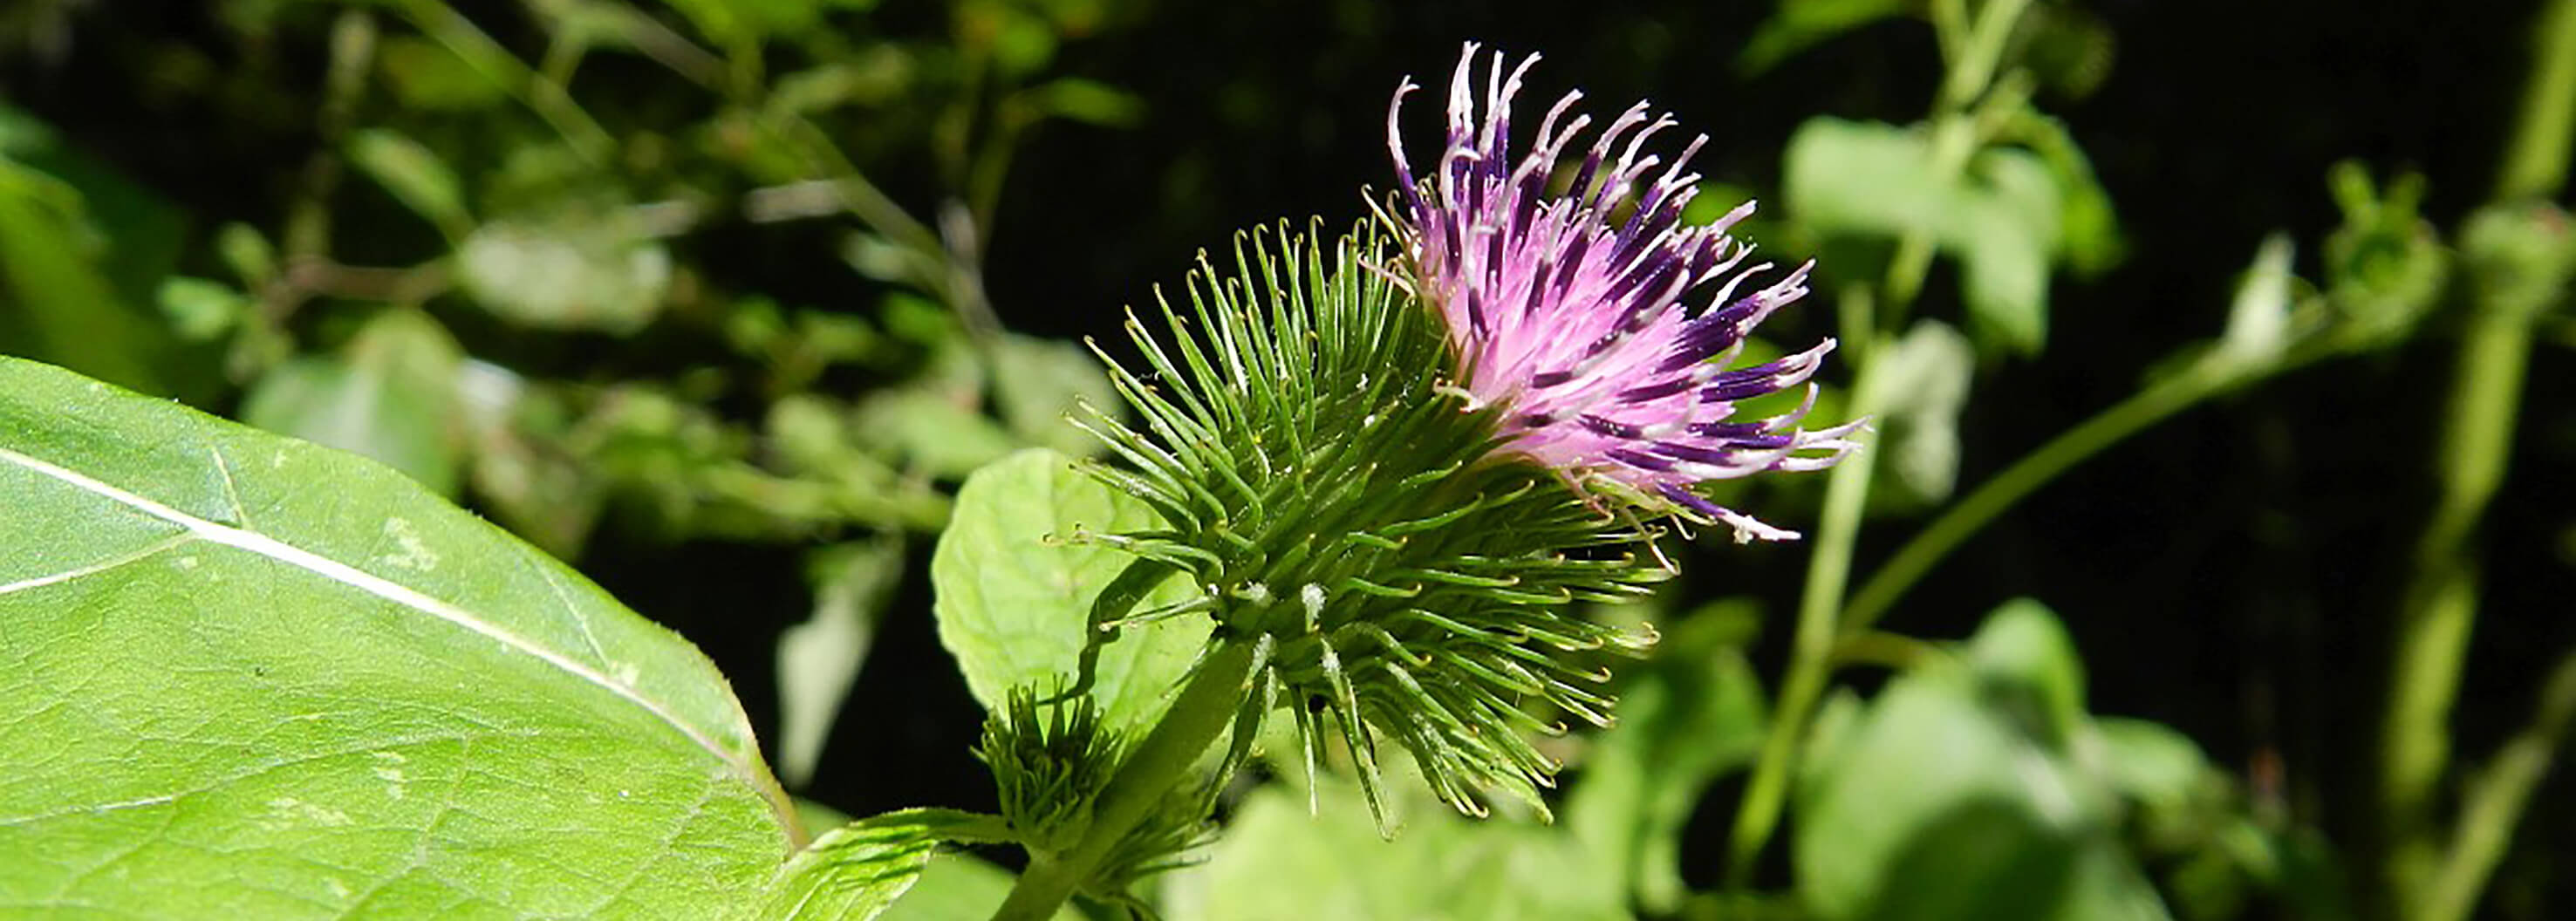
[1387,45,1862,542]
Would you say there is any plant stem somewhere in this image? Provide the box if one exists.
[1725,0,2032,878]
[2379,0,2573,909]
[1842,356,2240,634]
[2420,645,2576,921]
[1727,342,1878,886]
[991,641,1257,921]
[2495,0,2576,201]
[2379,283,2546,911]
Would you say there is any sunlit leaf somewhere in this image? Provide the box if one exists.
[758,811,946,921]
[931,448,1211,732]
[0,357,796,918]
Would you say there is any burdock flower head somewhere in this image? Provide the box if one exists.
[1386,44,1863,542]
[1072,44,1857,828]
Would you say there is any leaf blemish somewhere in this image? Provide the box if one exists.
[379,518,440,571]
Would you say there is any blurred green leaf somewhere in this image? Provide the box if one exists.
[240,309,467,495]
[931,448,1212,732]
[880,853,1079,920]
[858,387,1022,478]
[1964,597,2089,745]
[214,222,276,290]
[1783,118,2085,357]
[1023,78,1145,127]
[1864,318,1974,504]
[458,215,672,333]
[1565,604,1769,913]
[156,276,253,343]
[776,537,905,789]
[2020,5,2120,99]
[990,332,1119,457]
[1797,599,2172,921]
[376,33,508,112]
[454,360,605,558]
[660,0,832,47]
[347,128,473,239]
[2010,113,2125,276]
[1171,773,1625,921]
[1739,0,1910,76]
[0,155,166,394]
[0,356,796,917]
[2090,718,2214,815]
[1956,147,2060,353]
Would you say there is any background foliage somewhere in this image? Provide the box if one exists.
[3,0,2571,918]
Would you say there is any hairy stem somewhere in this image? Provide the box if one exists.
[991,641,1258,921]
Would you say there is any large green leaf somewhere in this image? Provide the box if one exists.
[0,357,796,918]
[931,448,1211,732]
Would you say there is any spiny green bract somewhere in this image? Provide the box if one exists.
[980,687,1211,897]
[1072,220,1663,825]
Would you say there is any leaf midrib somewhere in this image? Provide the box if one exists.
[0,444,755,788]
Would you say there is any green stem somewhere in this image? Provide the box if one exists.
[380,0,613,162]
[1841,356,2241,635]
[991,641,1257,921]
[1725,0,2032,877]
[2379,290,2544,911]
[2495,0,2576,201]
[1726,347,1879,886]
[2420,645,2576,921]
[2380,0,2573,909]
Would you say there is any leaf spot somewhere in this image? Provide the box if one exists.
[258,796,351,829]
[379,517,440,571]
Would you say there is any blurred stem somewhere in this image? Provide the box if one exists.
[991,641,1255,921]
[1842,352,2258,634]
[282,10,374,266]
[2381,1,2572,911]
[2495,0,2576,201]
[1728,331,1880,886]
[2381,276,2547,913]
[1728,0,2035,883]
[2420,645,2576,921]
[379,0,613,162]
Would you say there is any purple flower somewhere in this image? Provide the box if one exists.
[1385,44,1865,542]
